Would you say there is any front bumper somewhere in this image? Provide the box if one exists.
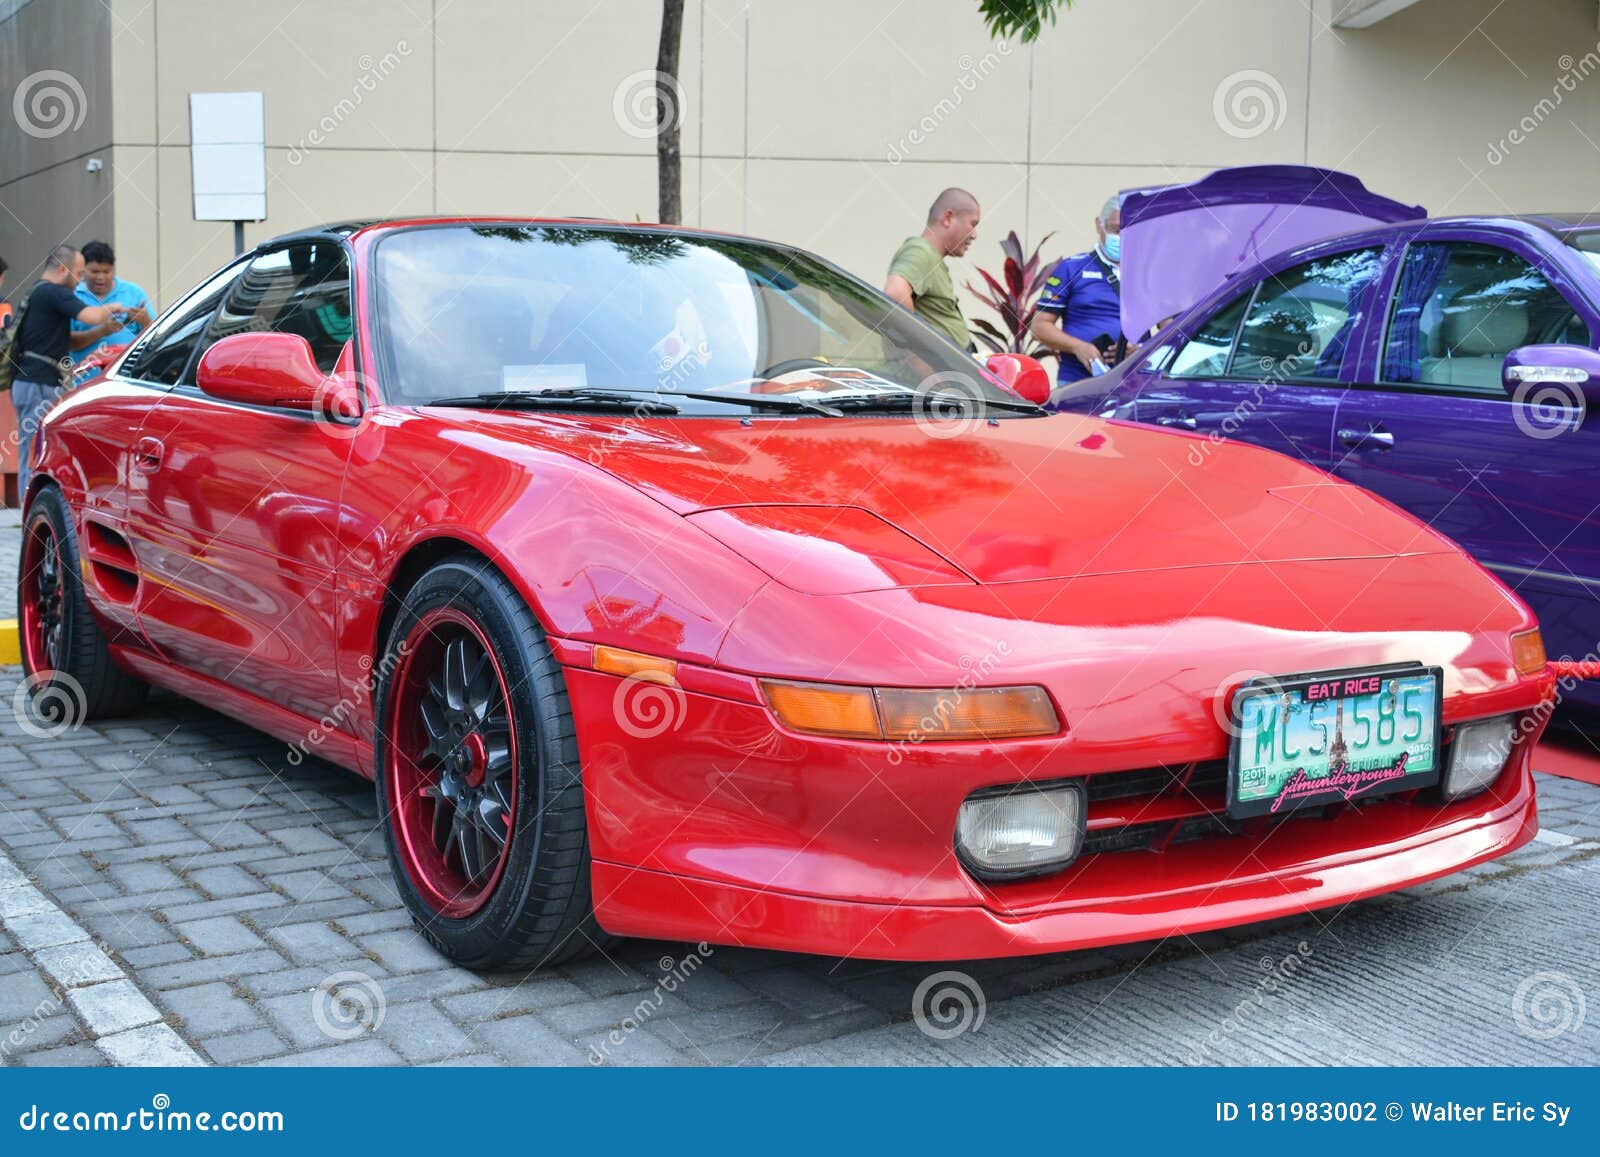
[566,665,1545,960]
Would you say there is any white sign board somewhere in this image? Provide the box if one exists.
[189,92,266,222]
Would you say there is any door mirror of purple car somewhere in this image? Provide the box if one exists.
[984,353,1052,405]
[196,332,354,418]
[1501,344,1600,414]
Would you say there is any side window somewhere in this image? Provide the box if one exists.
[119,261,245,386]
[1168,292,1249,379]
[1231,248,1383,381]
[193,242,352,377]
[1381,242,1589,393]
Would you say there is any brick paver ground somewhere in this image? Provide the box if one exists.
[0,667,1595,1067]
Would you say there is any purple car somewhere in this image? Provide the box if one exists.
[1056,166,1600,711]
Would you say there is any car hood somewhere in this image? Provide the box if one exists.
[1119,165,1424,338]
[473,410,1457,591]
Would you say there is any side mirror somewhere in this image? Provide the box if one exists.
[1502,344,1600,413]
[984,353,1052,405]
[196,332,356,416]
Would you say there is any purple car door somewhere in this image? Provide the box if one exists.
[1135,245,1387,469]
[1331,230,1600,702]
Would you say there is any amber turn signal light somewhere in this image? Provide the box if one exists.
[593,645,678,686]
[760,681,882,739]
[1510,628,1547,677]
[761,680,1060,742]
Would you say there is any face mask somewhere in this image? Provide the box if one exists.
[1102,232,1122,263]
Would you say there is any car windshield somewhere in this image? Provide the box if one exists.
[371,224,1029,415]
[1569,230,1600,279]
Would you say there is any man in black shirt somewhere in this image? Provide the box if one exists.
[9,245,126,494]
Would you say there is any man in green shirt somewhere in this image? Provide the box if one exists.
[884,187,980,350]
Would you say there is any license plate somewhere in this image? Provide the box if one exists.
[1227,664,1442,819]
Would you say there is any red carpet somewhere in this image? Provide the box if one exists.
[1534,734,1600,787]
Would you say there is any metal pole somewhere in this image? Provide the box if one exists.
[233,221,245,256]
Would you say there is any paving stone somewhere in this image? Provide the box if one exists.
[140,949,287,990]
[67,978,163,1035]
[34,940,124,988]
[200,1027,290,1065]
[176,915,266,956]
[470,1015,590,1065]
[438,977,589,1020]
[189,865,268,899]
[162,982,264,1036]
[106,862,185,894]
[374,1000,475,1063]
[264,921,364,965]
[97,1023,204,1066]
[541,990,693,1037]
[357,930,451,973]
[18,1042,108,1066]
[253,1037,402,1066]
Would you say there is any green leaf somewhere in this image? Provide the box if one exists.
[977,0,1073,43]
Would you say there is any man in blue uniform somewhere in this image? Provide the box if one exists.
[1029,194,1127,389]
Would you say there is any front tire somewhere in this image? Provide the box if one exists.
[374,556,607,971]
[18,484,148,721]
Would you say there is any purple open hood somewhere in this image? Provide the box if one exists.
[1119,166,1425,339]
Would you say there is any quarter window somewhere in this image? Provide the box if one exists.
[1381,242,1589,392]
[1168,293,1248,379]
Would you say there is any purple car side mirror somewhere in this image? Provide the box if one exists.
[1502,344,1600,416]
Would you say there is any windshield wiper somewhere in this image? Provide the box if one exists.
[827,392,1044,415]
[678,391,845,417]
[422,388,681,415]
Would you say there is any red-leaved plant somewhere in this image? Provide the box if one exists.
[966,230,1058,358]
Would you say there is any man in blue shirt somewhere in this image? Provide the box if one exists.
[69,240,152,363]
[1029,195,1127,390]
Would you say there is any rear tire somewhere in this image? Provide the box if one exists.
[18,484,148,722]
[373,555,610,971]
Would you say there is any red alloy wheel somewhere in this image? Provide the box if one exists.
[384,608,519,918]
[19,514,65,675]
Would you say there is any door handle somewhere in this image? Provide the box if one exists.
[132,436,164,473]
[1337,426,1395,451]
[1157,414,1198,430]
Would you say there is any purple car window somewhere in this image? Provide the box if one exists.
[1381,242,1589,393]
[1167,248,1381,383]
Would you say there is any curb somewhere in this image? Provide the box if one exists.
[0,618,16,666]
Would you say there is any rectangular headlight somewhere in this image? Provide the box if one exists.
[956,782,1085,879]
[1443,714,1517,801]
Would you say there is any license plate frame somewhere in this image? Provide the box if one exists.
[1226,663,1443,820]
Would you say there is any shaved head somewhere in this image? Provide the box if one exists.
[923,187,981,257]
[927,187,978,225]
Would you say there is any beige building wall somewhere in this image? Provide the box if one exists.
[5,0,1600,316]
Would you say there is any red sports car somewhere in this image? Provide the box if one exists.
[19,217,1554,970]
